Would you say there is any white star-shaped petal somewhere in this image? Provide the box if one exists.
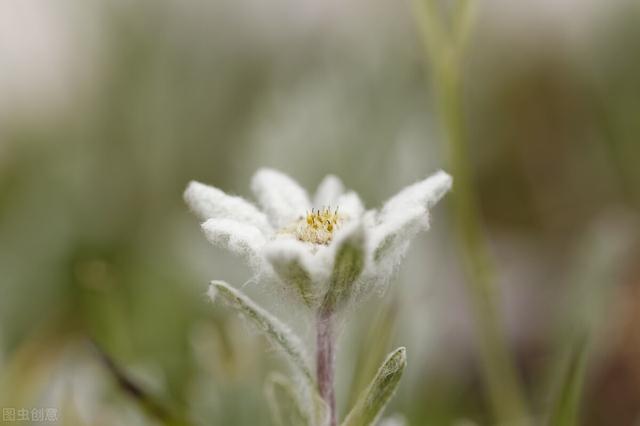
[185,168,452,309]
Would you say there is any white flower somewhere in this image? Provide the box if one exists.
[185,168,451,309]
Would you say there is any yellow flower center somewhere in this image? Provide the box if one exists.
[285,208,345,245]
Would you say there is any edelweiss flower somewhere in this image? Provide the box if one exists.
[184,169,451,310]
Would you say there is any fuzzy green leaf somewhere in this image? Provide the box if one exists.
[265,373,329,426]
[341,347,407,426]
[265,373,311,426]
[322,225,366,312]
[271,256,316,307]
[208,281,314,386]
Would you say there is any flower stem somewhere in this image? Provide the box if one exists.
[316,308,337,426]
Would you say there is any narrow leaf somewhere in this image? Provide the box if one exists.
[208,281,314,385]
[276,258,315,306]
[265,373,329,426]
[547,336,589,426]
[341,347,407,426]
[265,373,311,426]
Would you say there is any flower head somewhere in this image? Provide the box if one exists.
[290,207,345,245]
[185,168,451,310]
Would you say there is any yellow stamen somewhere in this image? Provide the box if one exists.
[287,207,345,245]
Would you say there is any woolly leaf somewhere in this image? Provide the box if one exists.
[341,347,407,426]
[265,373,310,426]
[208,281,314,386]
[264,239,320,307]
[321,224,366,312]
[265,373,329,426]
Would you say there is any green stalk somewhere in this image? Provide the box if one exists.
[414,1,528,423]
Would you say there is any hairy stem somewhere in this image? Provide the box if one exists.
[316,308,337,426]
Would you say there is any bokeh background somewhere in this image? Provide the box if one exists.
[1,0,639,424]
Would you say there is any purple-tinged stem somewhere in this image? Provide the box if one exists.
[316,308,336,426]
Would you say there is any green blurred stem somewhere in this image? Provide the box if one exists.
[415,0,528,423]
[443,57,527,425]
[90,340,190,426]
[547,335,589,426]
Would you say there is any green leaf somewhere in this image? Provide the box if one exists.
[208,281,314,386]
[265,373,311,426]
[547,336,589,426]
[341,347,407,426]
[265,373,329,426]
[270,255,316,307]
[346,300,398,410]
[321,224,366,312]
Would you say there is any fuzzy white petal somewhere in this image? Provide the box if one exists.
[201,218,267,263]
[184,181,273,234]
[332,217,367,248]
[366,171,451,284]
[378,170,452,224]
[313,175,345,208]
[370,205,428,263]
[336,191,365,219]
[251,168,312,228]
[263,238,317,272]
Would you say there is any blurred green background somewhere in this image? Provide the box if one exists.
[1,0,639,424]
